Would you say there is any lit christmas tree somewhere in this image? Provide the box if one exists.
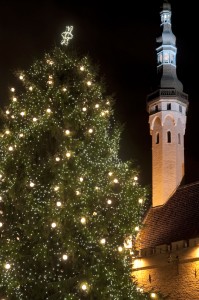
[0,27,156,299]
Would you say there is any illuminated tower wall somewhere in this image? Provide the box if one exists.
[147,1,188,207]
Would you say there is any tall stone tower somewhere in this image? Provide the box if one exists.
[147,1,188,207]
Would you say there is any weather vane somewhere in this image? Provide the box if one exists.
[61,26,73,46]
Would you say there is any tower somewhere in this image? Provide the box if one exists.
[147,1,188,207]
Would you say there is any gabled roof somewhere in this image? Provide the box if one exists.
[137,181,199,250]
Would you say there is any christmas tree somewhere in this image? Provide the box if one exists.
[0,26,155,299]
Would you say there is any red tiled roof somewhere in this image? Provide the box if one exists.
[137,181,199,249]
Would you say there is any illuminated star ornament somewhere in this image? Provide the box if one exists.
[61,26,74,46]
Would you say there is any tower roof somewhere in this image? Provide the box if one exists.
[161,0,171,11]
[137,182,199,250]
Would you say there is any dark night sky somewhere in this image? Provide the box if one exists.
[0,0,198,187]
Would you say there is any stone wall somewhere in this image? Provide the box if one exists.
[132,238,199,299]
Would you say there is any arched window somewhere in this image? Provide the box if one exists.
[167,131,171,143]
[178,133,181,144]
[156,132,159,144]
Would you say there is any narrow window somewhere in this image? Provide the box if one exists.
[179,105,182,113]
[167,103,171,110]
[167,131,171,143]
[155,105,158,112]
[178,133,181,144]
[156,132,159,144]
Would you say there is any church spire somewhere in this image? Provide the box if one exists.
[156,1,183,91]
[147,1,189,207]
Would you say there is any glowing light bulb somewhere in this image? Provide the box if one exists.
[0,222,3,227]
[113,178,118,183]
[135,226,139,231]
[95,104,99,108]
[62,87,67,92]
[80,66,85,71]
[19,133,24,137]
[95,186,99,190]
[0,174,2,179]
[138,198,143,204]
[108,172,113,176]
[30,182,35,187]
[13,97,17,102]
[6,110,10,115]
[118,246,123,252]
[93,212,97,216]
[81,283,88,291]
[66,152,71,158]
[8,146,13,151]
[5,130,10,135]
[79,177,83,182]
[62,254,68,260]
[29,86,33,91]
[82,107,87,112]
[81,217,86,224]
[107,199,112,205]
[87,81,91,86]
[88,128,93,133]
[33,117,37,122]
[101,112,105,116]
[100,238,106,245]
[5,263,11,270]
[76,190,80,195]
[65,129,70,135]
[55,157,60,161]
[51,222,56,228]
[0,196,2,201]
[134,176,138,181]
[54,186,59,191]
[19,75,24,80]
[56,201,62,207]
[46,108,51,113]
[20,111,25,116]
[150,293,156,298]
[10,87,15,92]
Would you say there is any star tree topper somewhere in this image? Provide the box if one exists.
[61,26,74,46]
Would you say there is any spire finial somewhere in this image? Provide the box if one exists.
[61,26,73,46]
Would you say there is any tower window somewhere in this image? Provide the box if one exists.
[167,131,171,143]
[179,105,182,113]
[178,133,181,144]
[167,103,171,110]
[155,105,158,112]
[156,132,159,144]
[164,52,169,63]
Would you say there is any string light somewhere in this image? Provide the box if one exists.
[66,152,71,158]
[51,222,56,228]
[4,263,11,270]
[56,201,62,207]
[80,217,86,224]
[80,66,85,71]
[87,81,91,86]
[62,254,68,260]
[100,238,106,245]
[65,129,70,135]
